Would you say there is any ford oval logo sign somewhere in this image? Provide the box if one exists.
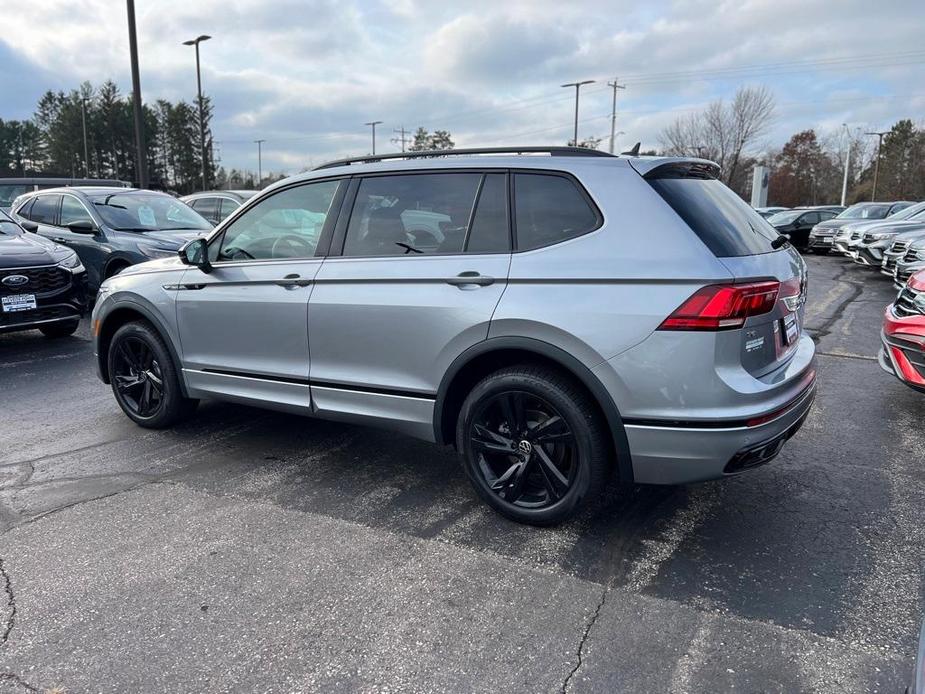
[1,274,29,288]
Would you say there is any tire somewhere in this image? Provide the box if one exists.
[811,248,830,255]
[39,319,80,338]
[456,365,610,526]
[107,320,198,428]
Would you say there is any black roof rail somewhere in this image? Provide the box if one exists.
[313,146,617,171]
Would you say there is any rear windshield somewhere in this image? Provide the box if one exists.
[648,176,777,257]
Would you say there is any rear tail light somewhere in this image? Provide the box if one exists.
[658,281,780,331]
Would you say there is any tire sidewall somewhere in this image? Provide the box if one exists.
[456,371,595,525]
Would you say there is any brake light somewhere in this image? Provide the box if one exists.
[658,281,781,331]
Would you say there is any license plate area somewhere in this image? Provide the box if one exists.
[782,313,799,345]
[1,294,37,312]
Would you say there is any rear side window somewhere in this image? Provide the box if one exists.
[513,173,600,251]
[647,176,777,257]
[15,198,35,220]
[31,195,60,225]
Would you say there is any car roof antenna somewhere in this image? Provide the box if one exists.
[622,142,641,156]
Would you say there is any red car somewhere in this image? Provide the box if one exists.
[881,269,925,392]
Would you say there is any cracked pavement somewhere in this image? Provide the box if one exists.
[0,254,923,692]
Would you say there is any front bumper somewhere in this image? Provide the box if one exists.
[855,245,888,266]
[807,235,834,249]
[0,269,87,334]
[623,369,817,485]
[879,308,925,393]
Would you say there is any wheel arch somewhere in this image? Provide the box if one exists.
[96,300,188,397]
[434,337,633,486]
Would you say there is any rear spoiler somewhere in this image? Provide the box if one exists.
[628,158,721,180]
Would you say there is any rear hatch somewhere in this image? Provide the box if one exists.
[637,159,807,377]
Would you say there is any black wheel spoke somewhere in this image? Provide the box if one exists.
[469,389,577,510]
[112,336,165,419]
[118,341,138,371]
[472,424,514,453]
[534,446,569,500]
[529,415,572,443]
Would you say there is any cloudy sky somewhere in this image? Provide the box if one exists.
[1,0,923,175]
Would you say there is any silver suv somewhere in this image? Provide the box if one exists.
[91,147,816,525]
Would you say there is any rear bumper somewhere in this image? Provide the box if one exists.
[623,368,817,485]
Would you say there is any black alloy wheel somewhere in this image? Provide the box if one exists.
[469,391,577,508]
[107,321,198,428]
[457,365,609,525]
[112,335,164,418]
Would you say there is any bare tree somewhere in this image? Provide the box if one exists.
[659,85,775,190]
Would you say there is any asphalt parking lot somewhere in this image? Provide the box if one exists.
[1,254,923,693]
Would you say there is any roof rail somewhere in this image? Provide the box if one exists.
[313,146,616,170]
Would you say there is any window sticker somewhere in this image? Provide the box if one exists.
[138,205,156,227]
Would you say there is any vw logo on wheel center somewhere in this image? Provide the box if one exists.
[1,275,29,288]
[518,440,533,456]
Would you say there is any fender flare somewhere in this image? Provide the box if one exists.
[434,336,634,486]
[97,296,189,398]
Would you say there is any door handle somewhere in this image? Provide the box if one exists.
[445,271,495,287]
[52,237,67,243]
[275,273,312,289]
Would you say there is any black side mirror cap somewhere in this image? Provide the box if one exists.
[67,220,98,235]
[179,237,212,273]
[20,220,38,233]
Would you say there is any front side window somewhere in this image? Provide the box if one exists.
[60,196,94,226]
[192,197,219,223]
[341,172,510,257]
[215,180,340,261]
[801,212,820,225]
[513,173,600,251]
[219,198,240,221]
[90,192,212,232]
[31,195,60,225]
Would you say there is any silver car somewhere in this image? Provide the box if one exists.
[882,229,925,277]
[894,237,925,289]
[90,147,816,525]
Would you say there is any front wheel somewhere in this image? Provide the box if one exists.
[108,320,198,428]
[39,319,79,338]
[456,365,610,526]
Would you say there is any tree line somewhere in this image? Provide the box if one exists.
[0,80,219,195]
[658,85,925,206]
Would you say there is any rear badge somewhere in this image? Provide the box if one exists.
[746,336,765,352]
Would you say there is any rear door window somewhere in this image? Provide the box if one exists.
[194,197,219,224]
[219,198,240,221]
[31,195,61,225]
[647,175,777,257]
[513,173,600,251]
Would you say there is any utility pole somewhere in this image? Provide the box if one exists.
[126,0,148,188]
[865,130,888,201]
[183,34,212,190]
[80,97,90,177]
[840,124,852,207]
[606,78,626,154]
[365,121,383,155]
[254,139,265,184]
[391,125,409,152]
[561,80,594,147]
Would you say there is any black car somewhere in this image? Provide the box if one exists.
[0,208,88,337]
[12,187,212,293]
[767,208,840,251]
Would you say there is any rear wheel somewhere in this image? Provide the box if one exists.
[456,365,609,526]
[39,319,79,338]
[108,321,198,428]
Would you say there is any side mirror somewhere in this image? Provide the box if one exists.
[179,237,212,273]
[20,220,38,233]
[67,220,98,234]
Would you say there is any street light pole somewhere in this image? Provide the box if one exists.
[126,0,148,188]
[865,130,888,201]
[254,139,265,184]
[183,34,212,190]
[364,121,383,156]
[80,97,90,177]
[561,80,594,146]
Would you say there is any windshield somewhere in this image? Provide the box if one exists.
[768,211,802,225]
[0,184,31,207]
[89,193,212,231]
[0,208,22,235]
[837,204,891,220]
